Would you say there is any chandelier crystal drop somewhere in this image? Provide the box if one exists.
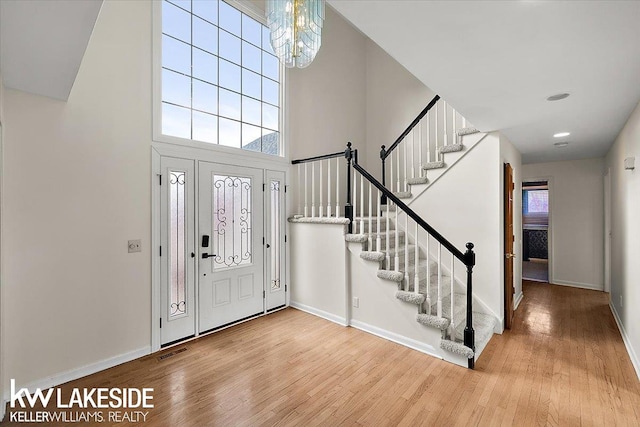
[266,0,325,68]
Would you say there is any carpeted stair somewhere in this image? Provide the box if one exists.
[347,215,497,363]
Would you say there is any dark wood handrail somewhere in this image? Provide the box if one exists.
[351,160,473,267]
[381,94,440,160]
[291,151,345,164]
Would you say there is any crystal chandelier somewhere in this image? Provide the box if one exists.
[266,0,325,68]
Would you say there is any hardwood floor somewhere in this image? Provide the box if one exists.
[3,281,639,426]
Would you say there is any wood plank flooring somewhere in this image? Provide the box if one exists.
[3,281,639,426]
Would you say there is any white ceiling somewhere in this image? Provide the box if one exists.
[0,0,103,101]
[329,0,640,164]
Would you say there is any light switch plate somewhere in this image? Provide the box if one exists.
[128,239,142,253]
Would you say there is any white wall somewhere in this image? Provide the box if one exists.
[289,223,347,324]
[364,40,435,178]
[408,133,504,321]
[500,135,523,309]
[3,0,153,391]
[0,71,6,419]
[522,158,604,290]
[605,99,640,378]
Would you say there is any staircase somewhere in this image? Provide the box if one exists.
[290,95,497,368]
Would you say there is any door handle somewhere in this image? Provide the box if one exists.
[202,253,216,259]
[505,253,516,259]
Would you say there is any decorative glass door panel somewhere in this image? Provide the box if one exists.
[212,175,252,269]
[266,170,286,310]
[160,158,196,345]
[199,162,264,332]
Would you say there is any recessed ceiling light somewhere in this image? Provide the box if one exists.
[554,132,570,138]
[547,93,570,101]
[554,142,569,148]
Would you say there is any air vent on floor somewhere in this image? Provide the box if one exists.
[157,347,187,361]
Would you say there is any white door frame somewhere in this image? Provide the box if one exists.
[604,168,612,293]
[151,142,290,352]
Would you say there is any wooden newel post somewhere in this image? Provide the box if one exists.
[345,142,354,233]
[380,145,387,206]
[464,242,476,369]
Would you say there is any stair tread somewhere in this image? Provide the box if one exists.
[423,161,445,170]
[438,144,464,154]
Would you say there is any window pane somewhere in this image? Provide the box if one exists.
[527,190,548,213]
[162,69,191,108]
[219,30,241,64]
[242,69,261,99]
[262,77,278,106]
[193,16,217,55]
[219,1,241,36]
[242,123,262,152]
[219,59,241,92]
[192,48,218,84]
[219,89,241,120]
[262,103,278,131]
[192,80,217,114]
[193,111,218,143]
[192,0,217,24]
[163,103,191,139]
[162,35,191,75]
[212,175,252,268]
[269,179,281,290]
[262,51,279,81]
[163,1,191,43]
[168,0,191,12]
[242,96,261,126]
[242,42,261,74]
[262,130,279,155]
[242,14,262,47]
[219,118,240,148]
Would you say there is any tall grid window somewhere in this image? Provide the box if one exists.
[161,0,281,156]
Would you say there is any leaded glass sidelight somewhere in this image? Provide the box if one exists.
[169,171,187,317]
[212,175,252,269]
[270,180,281,290]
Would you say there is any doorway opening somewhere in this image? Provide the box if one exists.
[522,181,549,282]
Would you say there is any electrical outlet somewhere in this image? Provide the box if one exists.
[128,239,142,253]
[353,297,359,308]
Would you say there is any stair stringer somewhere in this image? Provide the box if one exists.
[389,213,502,334]
[346,241,458,364]
[404,131,488,203]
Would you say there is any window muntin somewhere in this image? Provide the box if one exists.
[160,0,281,156]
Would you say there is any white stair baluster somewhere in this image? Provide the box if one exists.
[404,211,409,290]
[411,130,416,179]
[319,160,323,218]
[298,164,302,214]
[385,199,391,268]
[452,107,457,145]
[426,234,431,315]
[327,159,331,217]
[414,221,420,297]
[360,171,365,233]
[311,162,316,217]
[376,189,382,252]
[418,121,423,178]
[368,183,373,249]
[403,141,408,192]
[435,103,439,159]
[394,207,400,272]
[437,244,442,318]
[390,151,394,194]
[427,113,431,163]
[443,100,448,148]
[304,163,308,217]
[450,252,456,338]
[352,169,357,233]
[335,157,340,218]
[396,146,400,193]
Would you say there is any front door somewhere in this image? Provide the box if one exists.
[160,157,196,345]
[504,163,515,329]
[198,162,265,332]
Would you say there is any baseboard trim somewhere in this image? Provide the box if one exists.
[3,346,150,399]
[551,280,603,291]
[514,292,524,310]
[290,301,347,326]
[349,319,442,360]
[609,302,640,381]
